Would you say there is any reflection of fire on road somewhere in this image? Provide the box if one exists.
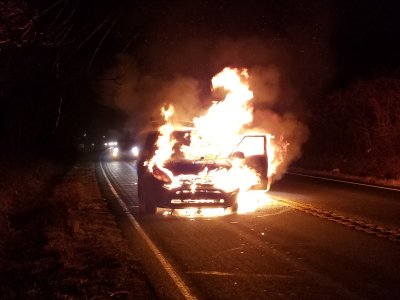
[162,192,275,218]
[147,67,289,215]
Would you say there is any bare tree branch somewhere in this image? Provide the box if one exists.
[62,0,79,26]
[53,96,63,134]
[55,23,73,46]
[65,14,111,60]
[121,32,138,53]
[34,0,63,21]
[88,16,118,71]
[48,0,70,30]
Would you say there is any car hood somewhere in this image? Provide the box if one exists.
[164,158,231,176]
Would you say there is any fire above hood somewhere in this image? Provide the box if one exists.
[163,158,232,176]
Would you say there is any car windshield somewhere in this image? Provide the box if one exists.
[172,130,232,161]
[143,129,244,162]
[170,130,192,159]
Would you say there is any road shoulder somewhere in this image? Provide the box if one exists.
[1,161,156,299]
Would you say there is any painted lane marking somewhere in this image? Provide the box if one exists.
[288,172,400,192]
[100,162,197,300]
[272,196,400,243]
[187,271,295,279]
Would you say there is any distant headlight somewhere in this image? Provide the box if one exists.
[131,146,139,157]
[112,147,119,157]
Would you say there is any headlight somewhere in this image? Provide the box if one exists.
[152,165,172,184]
[131,146,139,157]
[112,147,119,157]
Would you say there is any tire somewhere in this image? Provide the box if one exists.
[230,193,239,213]
[137,181,145,214]
[231,200,238,213]
[144,190,157,215]
[138,181,157,215]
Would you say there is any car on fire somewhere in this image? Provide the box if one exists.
[137,128,269,214]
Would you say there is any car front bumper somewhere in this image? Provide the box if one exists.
[157,184,239,209]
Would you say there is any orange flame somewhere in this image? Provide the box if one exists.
[148,67,287,216]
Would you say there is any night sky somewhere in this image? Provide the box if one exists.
[114,0,400,81]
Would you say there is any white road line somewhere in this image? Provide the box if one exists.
[187,270,295,279]
[100,162,197,300]
[288,172,400,192]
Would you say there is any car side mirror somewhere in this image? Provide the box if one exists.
[230,151,245,159]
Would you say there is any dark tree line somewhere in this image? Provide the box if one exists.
[301,71,400,179]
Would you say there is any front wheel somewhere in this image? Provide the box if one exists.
[138,182,157,215]
[230,199,238,213]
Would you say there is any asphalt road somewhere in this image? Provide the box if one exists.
[99,160,400,300]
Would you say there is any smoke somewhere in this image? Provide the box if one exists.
[252,109,309,181]
[97,0,334,179]
[243,65,310,181]
[98,54,204,134]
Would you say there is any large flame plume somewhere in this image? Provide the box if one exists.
[147,67,288,215]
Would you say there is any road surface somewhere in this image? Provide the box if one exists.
[98,160,400,299]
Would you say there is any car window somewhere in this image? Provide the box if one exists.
[234,135,266,157]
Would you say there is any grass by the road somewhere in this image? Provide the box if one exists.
[0,159,155,299]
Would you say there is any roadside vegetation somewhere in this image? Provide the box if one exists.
[0,158,155,299]
[0,158,67,297]
[297,71,400,182]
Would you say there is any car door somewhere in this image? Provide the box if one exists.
[231,135,268,190]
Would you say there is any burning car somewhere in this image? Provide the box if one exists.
[137,67,285,215]
[137,128,269,214]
